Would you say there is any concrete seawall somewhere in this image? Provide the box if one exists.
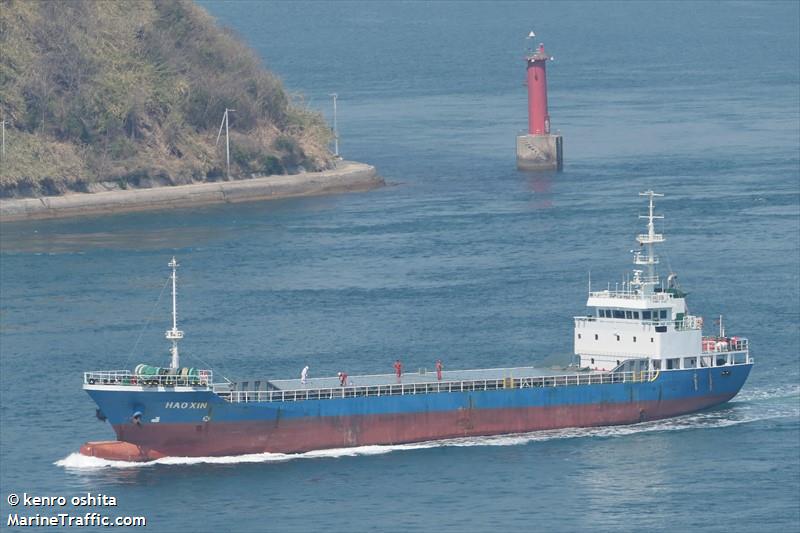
[0,161,382,222]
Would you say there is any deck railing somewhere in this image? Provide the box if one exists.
[702,337,749,353]
[574,315,703,330]
[218,369,661,404]
[85,358,751,402]
[589,289,671,302]
[84,369,213,388]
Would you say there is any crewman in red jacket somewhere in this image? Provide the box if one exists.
[435,359,443,381]
[394,359,403,380]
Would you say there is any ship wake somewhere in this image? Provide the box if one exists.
[56,383,798,471]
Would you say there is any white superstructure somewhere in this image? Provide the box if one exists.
[574,191,749,372]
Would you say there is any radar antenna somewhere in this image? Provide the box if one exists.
[633,191,665,292]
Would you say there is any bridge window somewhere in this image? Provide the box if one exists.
[578,333,582,339]
[666,358,680,370]
[660,310,668,319]
[633,311,640,319]
[633,336,637,342]
[625,311,632,319]
[651,337,654,342]
[595,334,599,340]
[616,334,620,341]
[613,310,625,319]
[642,310,652,320]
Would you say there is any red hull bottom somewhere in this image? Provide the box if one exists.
[80,394,735,462]
[80,441,165,462]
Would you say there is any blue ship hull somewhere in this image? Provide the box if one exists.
[81,364,752,461]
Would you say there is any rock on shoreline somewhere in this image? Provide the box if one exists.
[0,161,382,222]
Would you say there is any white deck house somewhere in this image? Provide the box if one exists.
[574,191,748,372]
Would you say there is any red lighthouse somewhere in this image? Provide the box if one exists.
[517,33,563,171]
[527,43,550,135]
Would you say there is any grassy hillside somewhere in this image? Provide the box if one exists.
[0,0,333,197]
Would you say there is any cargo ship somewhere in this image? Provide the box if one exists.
[80,191,753,462]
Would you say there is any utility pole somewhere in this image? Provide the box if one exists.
[215,108,235,179]
[328,93,339,158]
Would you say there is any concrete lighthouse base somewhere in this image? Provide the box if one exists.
[516,134,563,171]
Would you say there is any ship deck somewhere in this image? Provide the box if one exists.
[217,364,667,404]
[239,366,580,392]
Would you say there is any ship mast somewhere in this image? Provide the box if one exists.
[633,191,664,293]
[165,257,184,369]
